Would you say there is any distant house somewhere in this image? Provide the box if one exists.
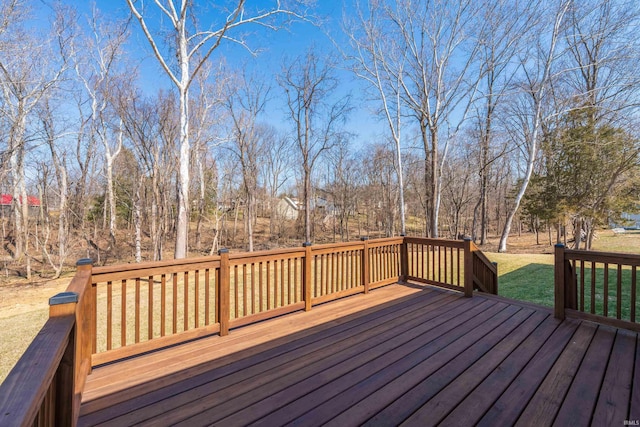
[274,197,300,221]
[615,212,640,230]
[0,194,41,217]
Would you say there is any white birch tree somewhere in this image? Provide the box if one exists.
[126,0,309,258]
[498,0,571,252]
[0,1,70,278]
[73,9,129,248]
[344,1,406,234]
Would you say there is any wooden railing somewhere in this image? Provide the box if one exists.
[0,236,497,426]
[554,244,639,332]
[0,260,93,427]
[403,237,498,296]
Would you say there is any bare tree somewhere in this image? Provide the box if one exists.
[73,9,130,248]
[359,0,482,237]
[325,138,359,241]
[189,63,225,252]
[0,1,70,277]
[343,1,406,234]
[279,50,351,243]
[126,0,309,258]
[38,99,70,278]
[564,0,640,122]
[258,125,291,237]
[470,0,538,245]
[498,0,572,252]
[224,72,269,251]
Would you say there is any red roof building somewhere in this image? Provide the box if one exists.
[0,194,41,206]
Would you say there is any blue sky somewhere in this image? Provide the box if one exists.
[84,0,385,148]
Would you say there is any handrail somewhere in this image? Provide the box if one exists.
[0,259,93,427]
[555,244,639,332]
[0,236,500,426]
[469,240,498,295]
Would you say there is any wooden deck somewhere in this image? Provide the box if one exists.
[78,282,639,426]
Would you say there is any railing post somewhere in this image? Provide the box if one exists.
[361,237,370,294]
[463,238,473,297]
[74,258,93,424]
[49,291,78,427]
[400,234,409,282]
[76,259,93,371]
[554,244,566,320]
[218,249,230,336]
[303,242,313,311]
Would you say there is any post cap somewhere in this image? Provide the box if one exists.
[76,258,93,267]
[360,236,369,241]
[218,248,229,255]
[302,242,312,247]
[463,237,472,241]
[555,243,565,248]
[49,292,79,306]
[400,233,406,237]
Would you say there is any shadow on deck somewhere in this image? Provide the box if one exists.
[78,283,640,427]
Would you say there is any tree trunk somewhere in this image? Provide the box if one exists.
[134,176,142,262]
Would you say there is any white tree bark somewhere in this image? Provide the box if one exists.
[126,0,306,258]
[344,7,406,234]
[498,0,571,252]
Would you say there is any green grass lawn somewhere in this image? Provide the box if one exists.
[485,253,555,307]
[485,230,640,313]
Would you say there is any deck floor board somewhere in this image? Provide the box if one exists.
[78,283,639,427]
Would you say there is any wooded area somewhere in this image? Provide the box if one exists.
[0,0,639,279]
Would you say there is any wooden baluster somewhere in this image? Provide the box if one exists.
[234,265,239,318]
[631,266,636,323]
[183,271,189,331]
[106,281,112,351]
[579,261,585,312]
[161,274,166,336]
[319,254,324,297]
[135,278,141,343]
[603,263,609,317]
[274,259,279,308]
[172,274,178,334]
[121,279,127,347]
[456,248,461,287]
[294,257,299,302]
[258,261,264,312]
[204,269,210,325]
[280,259,285,307]
[617,264,622,319]
[251,263,256,314]
[243,264,247,318]
[266,261,271,310]
[195,270,200,328]
[148,276,154,340]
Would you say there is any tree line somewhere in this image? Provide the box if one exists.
[0,0,639,279]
